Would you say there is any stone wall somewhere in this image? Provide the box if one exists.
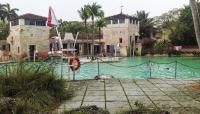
[7,25,49,57]
[7,25,21,56]
[20,25,49,54]
[102,18,139,56]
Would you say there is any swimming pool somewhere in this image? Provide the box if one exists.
[55,57,200,80]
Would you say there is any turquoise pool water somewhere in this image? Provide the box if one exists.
[55,57,200,80]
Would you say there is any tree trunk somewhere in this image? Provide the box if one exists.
[84,20,89,56]
[91,16,95,60]
[99,27,101,42]
[190,0,200,49]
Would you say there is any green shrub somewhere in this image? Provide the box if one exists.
[168,50,181,56]
[154,40,169,50]
[0,61,72,114]
[117,101,168,114]
[64,105,110,114]
[192,51,200,57]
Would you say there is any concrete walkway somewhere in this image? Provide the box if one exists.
[58,79,200,114]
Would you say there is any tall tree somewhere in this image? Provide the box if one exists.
[190,0,200,49]
[153,8,181,32]
[78,5,90,55]
[0,3,6,22]
[0,22,9,40]
[136,10,154,38]
[78,6,90,34]
[4,3,19,21]
[87,2,104,59]
[169,4,200,46]
[0,3,18,40]
[96,18,106,42]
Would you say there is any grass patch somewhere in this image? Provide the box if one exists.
[0,61,73,114]
[64,105,109,114]
[117,101,169,114]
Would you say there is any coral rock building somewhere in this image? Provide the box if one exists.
[7,13,49,58]
[102,13,140,56]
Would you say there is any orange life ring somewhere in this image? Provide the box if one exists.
[68,57,80,71]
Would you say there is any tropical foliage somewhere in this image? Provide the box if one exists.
[0,62,72,114]
[86,2,104,25]
[64,105,110,114]
[51,2,105,37]
[0,3,18,40]
[85,2,104,58]
[152,0,200,47]
[96,17,107,41]
[117,101,167,114]
[78,5,90,34]
[58,21,85,35]
[135,10,154,38]
[154,39,169,50]
[0,22,9,40]
[0,3,18,22]
[50,21,100,37]
[169,5,199,45]
[155,2,200,46]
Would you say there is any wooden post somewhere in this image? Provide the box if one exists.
[175,61,178,79]
[73,71,75,80]
[149,60,152,79]
[97,57,100,76]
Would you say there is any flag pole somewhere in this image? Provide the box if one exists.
[48,6,64,79]
[55,27,63,50]
[74,32,80,48]
[55,26,64,79]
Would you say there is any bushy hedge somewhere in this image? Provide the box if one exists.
[118,101,168,114]
[168,50,181,56]
[0,61,72,114]
[64,105,110,114]
[142,48,182,56]
[192,51,200,57]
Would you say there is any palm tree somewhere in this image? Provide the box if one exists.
[4,3,19,21]
[96,18,106,42]
[0,3,6,22]
[136,10,154,38]
[78,5,90,55]
[190,0,200,49]
[87,2,104,59]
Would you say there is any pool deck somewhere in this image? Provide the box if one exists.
[57,79,200,114]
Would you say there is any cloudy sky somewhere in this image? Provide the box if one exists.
[1,0,189,21]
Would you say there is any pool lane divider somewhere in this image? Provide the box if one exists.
[80,83,88,107]
[119,79,133,110]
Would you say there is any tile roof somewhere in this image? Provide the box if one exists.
[106,13,138,20]
[11,13,47,20]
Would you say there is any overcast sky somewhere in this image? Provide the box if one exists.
[1,0,189,21]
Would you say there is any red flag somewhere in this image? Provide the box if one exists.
[47,6,58,27]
